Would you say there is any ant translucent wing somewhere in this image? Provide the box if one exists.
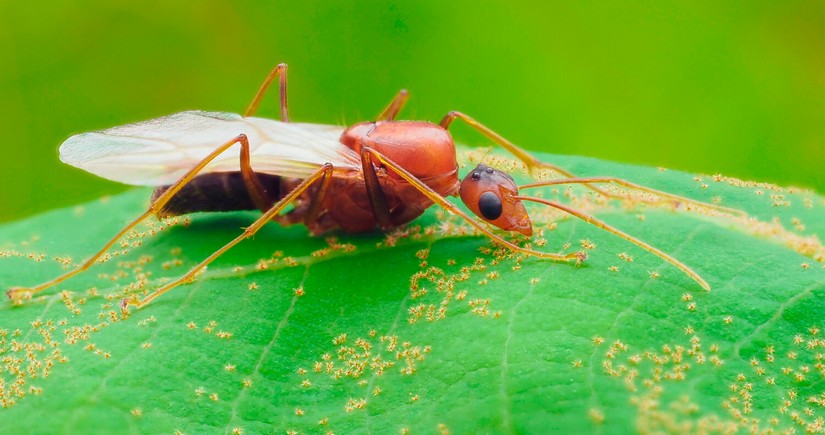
[59,110,360,186]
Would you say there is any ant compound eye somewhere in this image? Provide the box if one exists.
[478,191,503,220]
[471,172,480,180]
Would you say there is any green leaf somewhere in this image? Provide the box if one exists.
[1,151,823,433]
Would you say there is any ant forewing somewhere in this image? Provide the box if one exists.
[7,64,745,314]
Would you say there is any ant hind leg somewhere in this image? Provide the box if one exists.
[8,134,262,304]
[245,63,289,121]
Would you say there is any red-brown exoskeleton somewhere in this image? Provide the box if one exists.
[8,64,742,313]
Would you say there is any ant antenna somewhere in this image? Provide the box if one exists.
[479,148,493,165]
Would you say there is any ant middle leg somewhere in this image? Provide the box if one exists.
[360,147,393,229]
[244,63,289,121]
[237,134,277,213]
[376,89,410,121]
[122,164,336,313]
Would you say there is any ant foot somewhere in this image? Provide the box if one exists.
[7,287,33,304]
[119,297,135,317]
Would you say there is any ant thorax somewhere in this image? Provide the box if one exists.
[339,120,460,188]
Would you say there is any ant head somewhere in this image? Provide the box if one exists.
[459,164,533,237]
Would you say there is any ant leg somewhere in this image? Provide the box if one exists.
[376,89,409,121]
[440,111,575,178]
[361,147,585,263]
[122,164,335,313]
[360,148,393,229]
[440,111,742,216]
[7,134,255,303]
[521,177,746,217]
[238,135,275,213]
[302,163,335,229]
[516,194,710,290]
[244,63,289,121]
[440,111,639,201]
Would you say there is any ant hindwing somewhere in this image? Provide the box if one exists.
[7,64,745,313]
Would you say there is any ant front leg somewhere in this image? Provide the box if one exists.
[244,63,289,121]
[440,111,636,205]
[516,193,711,290]
[440,111,576,179]
[521,177,746,217]
[440,110,631,206]
[440,111,742,216]
[360,147,585,263]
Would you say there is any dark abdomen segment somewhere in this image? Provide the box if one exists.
[152,172,281,217]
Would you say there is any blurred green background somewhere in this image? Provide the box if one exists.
[1,1,823,223]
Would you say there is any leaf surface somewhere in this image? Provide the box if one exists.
[1,151,823,433]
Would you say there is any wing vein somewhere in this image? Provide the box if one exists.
[59,111,359,186]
